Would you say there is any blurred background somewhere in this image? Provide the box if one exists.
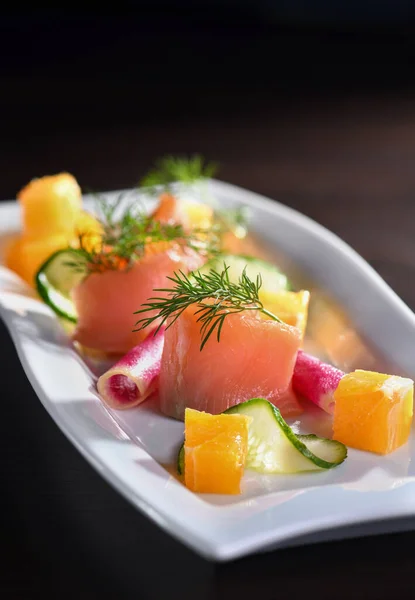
[2,6,415,307]
[3,8,415,598]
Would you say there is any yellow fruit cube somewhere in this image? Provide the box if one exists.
[260,289,310,337]
[6,234,69,286]
[184,408,250,495]
[19,173,82,239]
[333,370,413,455]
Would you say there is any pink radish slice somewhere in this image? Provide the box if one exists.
[97,328,165,409]
[293,350,344,414]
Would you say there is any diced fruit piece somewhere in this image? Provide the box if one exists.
[6,234,70,286]
[196,254,290,294]
[4,236,24,277]
[293,350,344,414]
[333,370,414,454]
[75,210,103,235]
[159,306,303,420]
[182,200,213,230]
[178,398,347,476]
[259,289,310,338]
[184,408,250,494]
[74,210,103,253]
[152,193,213,231]
[18,173,82,239]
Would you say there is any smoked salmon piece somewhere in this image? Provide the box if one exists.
[159,306,303,420]
[72,245,204,355]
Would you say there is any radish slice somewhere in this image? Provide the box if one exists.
[293,350,344,414]
[97,328,165,410]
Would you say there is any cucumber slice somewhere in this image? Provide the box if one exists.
[35,249,87,323]
[177,398,347,475]
[196,254,290,293]
[226,399,347,473]
[177,444,185,476]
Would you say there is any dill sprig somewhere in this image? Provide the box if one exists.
[74,192,220,272]
[139,154,249,239]
[94,193,148,261]
[134,265,281,350]
[140,155,218,193]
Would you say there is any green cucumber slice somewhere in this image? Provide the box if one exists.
[35,249,87,323]
[177,398,347,475]
[177,444,185,476]
[196,254,290,293]
[226,398,347,473]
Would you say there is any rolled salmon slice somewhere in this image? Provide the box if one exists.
[159,306,303,420]
[72,245,203,355]
[97,328,165,410]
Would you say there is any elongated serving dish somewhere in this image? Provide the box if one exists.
[2,179,415,561]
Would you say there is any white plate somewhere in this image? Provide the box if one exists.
[2,180,415,562]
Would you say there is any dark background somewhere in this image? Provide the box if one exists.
[2,7,415,599]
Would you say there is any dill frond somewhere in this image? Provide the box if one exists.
[140,155,218,193]
[134,265,281,350]
[74,192,221,273]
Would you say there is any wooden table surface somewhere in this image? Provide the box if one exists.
[2,16,415,599]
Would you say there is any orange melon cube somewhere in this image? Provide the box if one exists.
[333,370,414,455]
[182,200,213,230]
[18,173,82,239]
[6,234,69,285]
[75,210,103,237]
[184,408,251,495]
[73,210,103,253]
[260,289,310,338]
[4,235,24,276]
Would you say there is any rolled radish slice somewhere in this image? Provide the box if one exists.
[97,328,165,410]
[293,350,344,414]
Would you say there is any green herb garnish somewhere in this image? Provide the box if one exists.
[134,265,281,350]
[73,192,220,273]
[140,155,218,193]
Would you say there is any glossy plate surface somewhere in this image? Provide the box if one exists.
[1,180,415,561]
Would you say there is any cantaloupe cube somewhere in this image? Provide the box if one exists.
[259,289,310,338]
[333,370,413,455]
[18,173,82,238]
[184,408,250,494]
[6,234,69,285]
[73,210,103,253]
[181,200,213,230]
